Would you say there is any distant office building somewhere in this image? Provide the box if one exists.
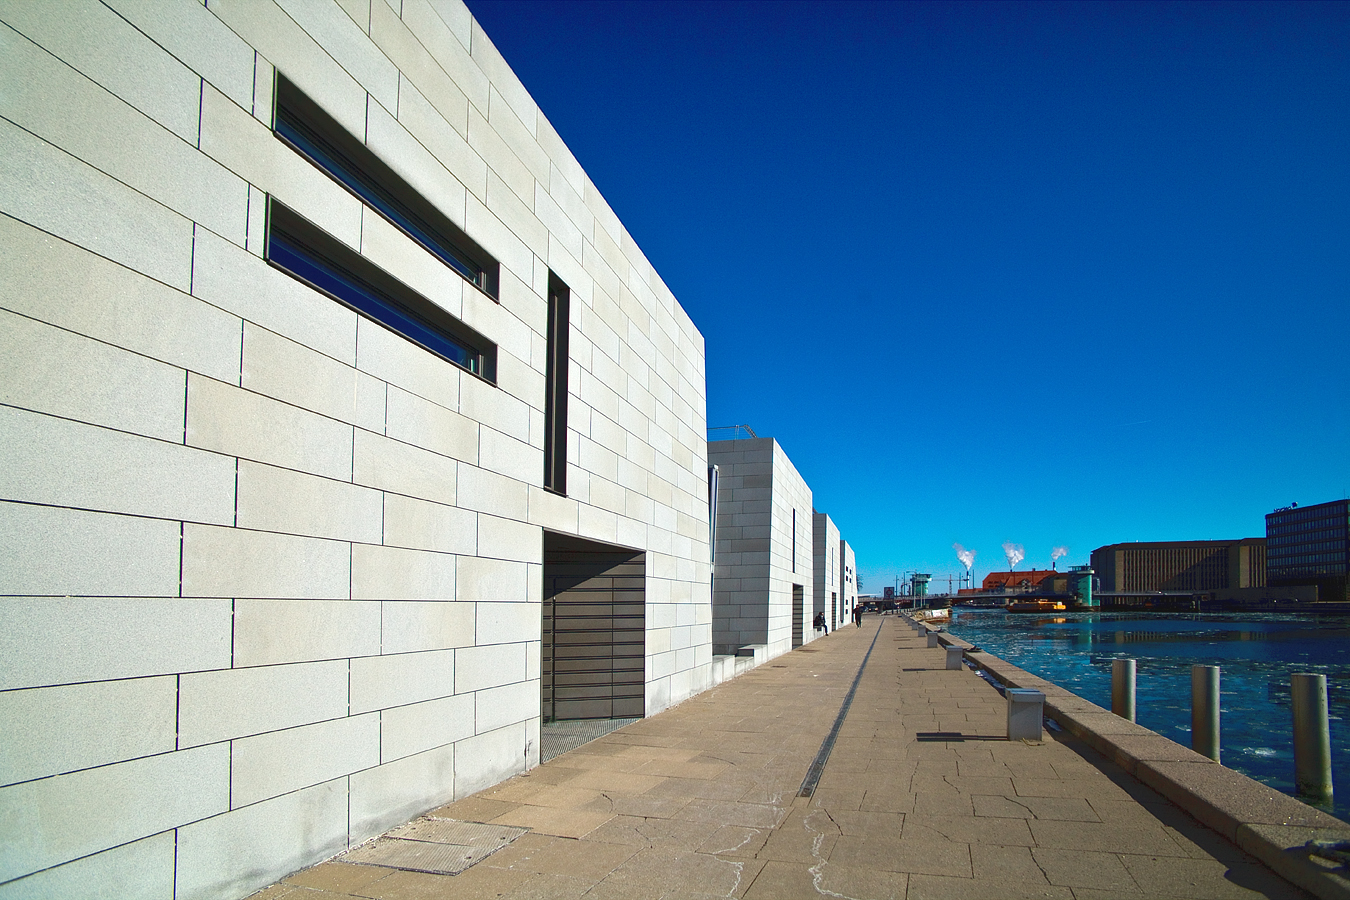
[1090,540,1265,592]
[1266,500,1350,603]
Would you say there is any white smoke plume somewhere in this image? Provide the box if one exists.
[1051,546,1069,565]
[953,543,976,570]
[1002,541,1025,570]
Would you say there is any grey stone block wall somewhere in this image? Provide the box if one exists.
[841,539,858,620]
[813,512,841,627]
[0,2,710,897]
[709,438,813,657]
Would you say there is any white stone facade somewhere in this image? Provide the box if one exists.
[708,438,814,658]
[813,512,841,628]
[0,2,710,897]
[841,539,858,623]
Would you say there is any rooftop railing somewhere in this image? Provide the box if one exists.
[707,425,758,441]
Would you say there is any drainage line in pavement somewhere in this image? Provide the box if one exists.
[798,621,883,798]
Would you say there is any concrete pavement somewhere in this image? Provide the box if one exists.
[252,616,1314,899]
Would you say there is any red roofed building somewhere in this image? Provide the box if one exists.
[982,570,1058,593]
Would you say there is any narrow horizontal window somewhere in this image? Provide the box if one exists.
[272,73,499,297]
[266,197,496,381]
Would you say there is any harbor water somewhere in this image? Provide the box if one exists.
[945,609,1350,821]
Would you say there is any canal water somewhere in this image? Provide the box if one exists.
[945,609,1350,821]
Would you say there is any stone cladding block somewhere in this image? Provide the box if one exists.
[232,598,381,667]
[0,502,181,598]
[0,677,177,787]
[174,780,348,900]
[0,216,243,383]
[178,660,349,747]
[0,744,229,882]
[0,597,230,691]
[229,714,381,807]
[381,600,477,654]
[0,406,235,526]
[350,648,457,714]
[352,544,457,601]
[380,694,475,762]
[182,524,351,600]
[0,832,174,900]
[236,461,383,544]
[1,309,188,443]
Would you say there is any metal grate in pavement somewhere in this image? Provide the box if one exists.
[340,818,527,876]
[541,717,639,762]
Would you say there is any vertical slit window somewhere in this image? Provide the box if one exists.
[272,73,499,297]
[266,197,496,380]
[708,465,719,565]
[544,272,570,495]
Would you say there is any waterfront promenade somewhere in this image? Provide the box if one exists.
[254,616,1327,899]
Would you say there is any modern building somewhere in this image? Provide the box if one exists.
[0,2,714,897]
[840,539,858,622]
[1266,500,1350,604]
[1090,540,1266,593]
[813,512,841,629]
[708,437,814,658]
[982,569,1059,593]
[1037,566,1097,607]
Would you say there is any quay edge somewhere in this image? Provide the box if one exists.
[909,615,1350,900]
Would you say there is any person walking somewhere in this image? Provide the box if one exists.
[853,604,863,627]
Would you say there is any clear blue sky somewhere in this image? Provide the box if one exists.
[465,0,1350,593]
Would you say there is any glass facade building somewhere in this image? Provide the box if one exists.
[1266,499,1350,603]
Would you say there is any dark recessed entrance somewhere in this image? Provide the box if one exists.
[792,583,805,648]
[542,533,646,722]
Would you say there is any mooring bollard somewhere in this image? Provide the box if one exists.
[1007,688,1045,741]
[1191,665,1220,763]
[945,645,964,670]
[927,630,941,648]
[1112,658,1136,722]
[1292,673,1333,800]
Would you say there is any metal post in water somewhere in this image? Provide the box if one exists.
[1291,673,1333,801]
[1112,658,1136,722]
[1191,665,1220,763]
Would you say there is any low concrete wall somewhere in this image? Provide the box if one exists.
[911,618,1350,900]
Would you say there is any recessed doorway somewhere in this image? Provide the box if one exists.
[792,583,805,647]
[542,533,646,722]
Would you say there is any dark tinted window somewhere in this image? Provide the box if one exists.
[266,198,495,381]
[273,73,498,297]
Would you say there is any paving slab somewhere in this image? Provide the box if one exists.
[255,616,1330,900]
